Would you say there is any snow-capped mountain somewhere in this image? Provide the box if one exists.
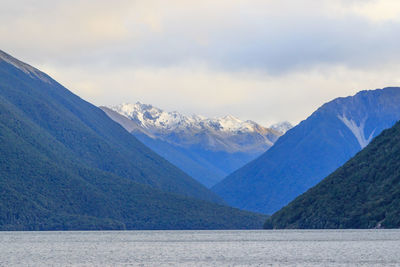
[101,102,290,187]
[270,121,293,134]
[110,102,286,153]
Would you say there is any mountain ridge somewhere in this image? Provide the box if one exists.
[109,102,289,153]
[264,119,400,229]
[212,87,400,213]
[0,50,223,204]
[101,103,292,187]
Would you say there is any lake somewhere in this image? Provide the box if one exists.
[0,230,399,266]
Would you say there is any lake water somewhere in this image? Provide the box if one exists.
[0,230,400,266]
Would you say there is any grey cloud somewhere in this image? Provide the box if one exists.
[2,0,400,74]
[1,0,400,124]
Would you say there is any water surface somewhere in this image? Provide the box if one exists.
[0,230,399,266]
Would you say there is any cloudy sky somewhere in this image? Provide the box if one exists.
[1,0,400,125]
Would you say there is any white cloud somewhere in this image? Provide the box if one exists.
[339,0,400,22]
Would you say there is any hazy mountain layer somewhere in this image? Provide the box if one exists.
[102,103,291,187]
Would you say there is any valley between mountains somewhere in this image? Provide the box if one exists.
[101,103,291,187]
[2,48,400,230]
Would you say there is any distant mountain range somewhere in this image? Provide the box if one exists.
[212,87,400,214]
[0,49,267,230]
[101,103,292,187]
[269,121,293,135]
[265,119,400,229]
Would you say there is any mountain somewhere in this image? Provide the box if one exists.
[101,103,288,187]
[0,50,220,204]
[264,119,400,229]
[108,103,287,152]
[212,87,400,214]
[0,49,267,230]
[270,121,293,134]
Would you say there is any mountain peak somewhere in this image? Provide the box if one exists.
[269,121,293,134]
[110,102,281,135]
[103,102,287,186]
[212,87,400,214]
[108,102,285,153]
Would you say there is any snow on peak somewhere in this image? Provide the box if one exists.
[206,116,259,133]
[108,102,287,153]
[269,121,293,134]
[0,50,52,84]
[112,102,203,132]
[111,102,271,134]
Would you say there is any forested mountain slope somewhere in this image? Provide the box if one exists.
[0,49,220,203]
[265,120,400,229]
[0,49,267,230]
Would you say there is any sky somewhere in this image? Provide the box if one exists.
[1,0,400,126]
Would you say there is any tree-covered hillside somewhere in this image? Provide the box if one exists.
[264,120,400,229]
[0,49,220,204]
